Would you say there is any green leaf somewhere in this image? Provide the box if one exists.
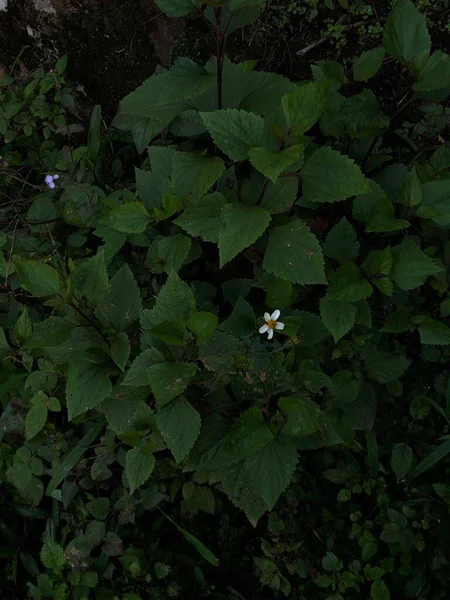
[401,166,422,207]
[320,297,357,343]
[71,251,109,306]
[301,146,370,204]
[418,319,450,345]
[383,0,430,63]
[362,348,410,384]
[82,572,98,588]
[160,58,215,103]
[366,195,410,233]
[131,117,165,153]
[175,192,227,243]
[154,0,199,17]
[148,362,197,408]
[109,202,150,234]
[123,349,165,386]
[199,331,243,373]
[156,397,201,463]
[391,240,443,290]
[421,179,450,226]
[125,444,156,494]
[353,47,384,81]
[151,320,186,345]
[224,407,273,456]
[23,317,74,349]
[157,235,191,273]
[413,51,450,91]
[159,508,219,565]
[173,152,225,201]
[218,203,271,267]
[111,332,130,371]
[46,422,103,496]
[260,177,298,213]
[66,351,112,420]
[146,272,196,325]
[41,540,65,569]
[25,402,48,441]
[249,145,304,183]
[409,439,450,480]
[327,262,373,302]
[13,257,60,297]
[371,579,390,600]
[187,312,218,343]
[96,264,141,331]
[221,296,256,338]
[278,396,321,437]
[86,498,110,521]
[281,82,328,135]
[391,443,413,480]
[221,435,297,521]
[263,220,326,284]
[135,167,171,210]
[323,217,360,263]
[200,109,265,161]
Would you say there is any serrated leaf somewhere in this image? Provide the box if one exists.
[66,351,112,420]
[221,435,297,522]
[391,443,413,480]
[418,319,450,345]
[199,331,243,373]
[13,257,60,297]
[148,362,197,408]
[281,81,328,135]
[391,240,443,290]
[264,220,326,284]
[156,397,201,463]
[323,217,360,262]
[125,444,156,494]
[200,109,265,161]
[95,264,141,331]
[383,0,430,63]
[187,312,218,343]
[40,540,65,569]
[131,117,165,153]
[109,202,150,233]
[366,195,410,233]
[278,396,321,437]
[421,179,450,226]
[353,47,384,81]
[224,407,273,456]
[146,272,196,326]
[111,332,130,371]
[160,58,215,103]
[123,348,165,386]
[327,262,373,302]
[23,317,74,349]
[151,319,186,345]
[218,203,271,267]
[249,145,303,183]
[260,177,298,213]
[175,192,227,243]
[320,297,357,343]
[301,146,370,203]
[413,51,450,91]
[362,347,410,384]
[25,402,48,441]
[158,235,191,272]
[173,152,225,201]
[135,167,171,210]
[221,296,256,338]
[71,251,109,306]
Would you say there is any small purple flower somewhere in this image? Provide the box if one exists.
[45,174,60,189]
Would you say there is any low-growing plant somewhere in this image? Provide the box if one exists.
[2,0,450,598]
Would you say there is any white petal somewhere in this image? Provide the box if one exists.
[267,328,274,340]
[271,309,280,321]
[264,312,271,322]
[259,324,269,334]
[53,174,60,180]
[275,322,285,330]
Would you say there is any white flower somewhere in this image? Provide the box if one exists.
[259,309,285,340]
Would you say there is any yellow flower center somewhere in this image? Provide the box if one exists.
[267,319,277,330]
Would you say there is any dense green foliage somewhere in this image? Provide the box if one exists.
[2,0,450,598]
